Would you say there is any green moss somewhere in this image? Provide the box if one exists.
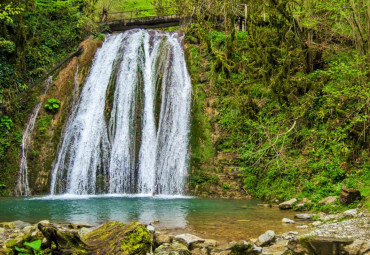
[5,239,17,248]
[120,222,151,255]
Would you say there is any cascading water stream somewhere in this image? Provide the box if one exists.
[17,76,53,196]
[51,29,191,195]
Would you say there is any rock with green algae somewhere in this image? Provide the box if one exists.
[37,221,151,255]
[83,221,151,255]
[154,241,191,255]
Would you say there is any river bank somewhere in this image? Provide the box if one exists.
[1,207,368,254]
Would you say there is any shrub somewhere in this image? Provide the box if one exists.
[44,98,61,113]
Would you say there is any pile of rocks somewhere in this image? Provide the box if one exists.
[265,209,369,254]
[278,188,363,211]
[1,207,368,255]
[153,232,262,255]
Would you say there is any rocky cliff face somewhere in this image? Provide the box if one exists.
[22,37,103,195]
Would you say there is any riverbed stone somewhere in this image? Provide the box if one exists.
[12,220,31,229]
[155,233,173,246]
[174,233,205,248]
[252,244,262,253]
[210,243,234,255]
[22,226,35,235]
[318,196,337,205]
[78,227,93,237]
[68,222,94,229]
[343,239,370,254]
[311,221,323,227]
[193,238,218,250]
[282,218,295,224]
[210,250,232,255]
[191,247,208,255]
[154,241,191,255]
[0,227,5,235]
[343,209,358,218]
[0,222,14,229]
[294,213,314,220]
[278,198,297,209]
[296,225,309,229]
[258,230,275,247]
[340,188,361,205]
[5,236,24,249]
[38,220,50,226]
[229,240,254,254]
[286,236,354,255]
[146,225,155,233]
[280,231,299,240]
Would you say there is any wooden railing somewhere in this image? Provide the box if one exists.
[101,6,182,22]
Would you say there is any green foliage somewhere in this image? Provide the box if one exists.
[0,3,23,23]
[37,116,51,133]
[0,0,97,104]
[44,98,61,113]
[0,39,15,53]
[0,116,13,160]
[24,240,42,251]
[185,0,369,203]
[15,239,46,255]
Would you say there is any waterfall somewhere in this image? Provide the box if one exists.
[51,29,191,195]
[17,76,53,196]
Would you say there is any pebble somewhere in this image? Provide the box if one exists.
[295,214,314,220]
[258,230,275,247]
[343,209,358,218]
[311,221,322,227]
[296,225,309,229]
[146,225,155,233]
[282,218,295,224]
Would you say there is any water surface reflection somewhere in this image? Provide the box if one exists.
[0,195,299,242]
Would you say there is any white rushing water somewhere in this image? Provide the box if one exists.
[17,76,53,196]
[51,29,191,195]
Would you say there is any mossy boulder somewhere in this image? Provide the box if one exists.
[154,241,191,255]
[38,221,151,255]
[83,222,151,254]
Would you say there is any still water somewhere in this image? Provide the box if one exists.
[0,195,300,242]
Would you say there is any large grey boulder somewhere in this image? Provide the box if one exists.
[295,213,314,220]
[278,198,297,209]
[257,230,275,247]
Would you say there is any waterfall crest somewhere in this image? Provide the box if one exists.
[51,29,191,195]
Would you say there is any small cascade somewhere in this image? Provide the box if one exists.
[17,76,53,196]
[51,29,191,195]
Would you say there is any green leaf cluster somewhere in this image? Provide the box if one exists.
[44,98,61,113]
